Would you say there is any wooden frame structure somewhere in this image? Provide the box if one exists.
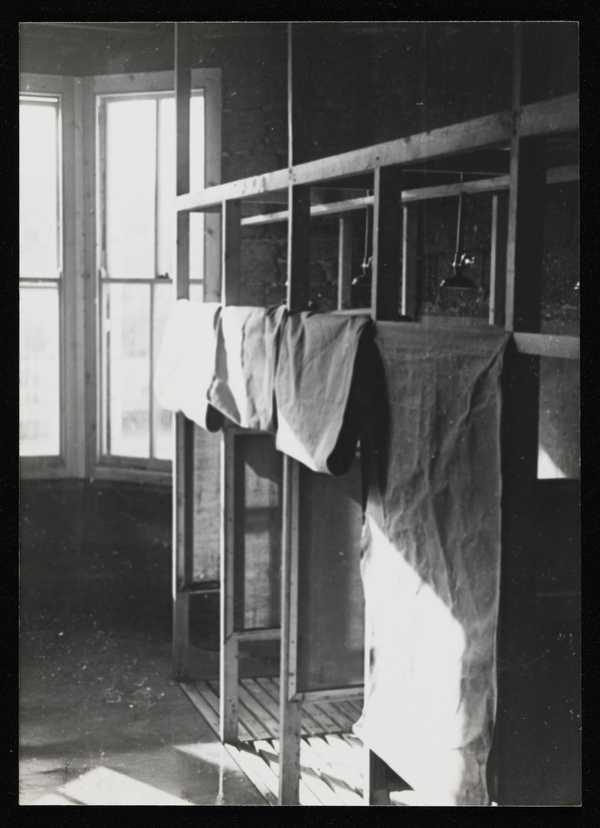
[173,22,579,805]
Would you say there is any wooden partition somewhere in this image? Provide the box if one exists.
[173,21,579,805]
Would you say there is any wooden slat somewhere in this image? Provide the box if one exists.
[307,735,364,797]
[304,701,345,733]
[335,699,362,725]
[180,681,220,736]
[225,743,279,805]
[239,682,280,738]
[328,701,356,732]
[258,740,322,806]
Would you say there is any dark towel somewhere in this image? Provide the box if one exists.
[274,311,373,475]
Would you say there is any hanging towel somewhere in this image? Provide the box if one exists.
[274,311,373,475]
[208,305,287,431]
[356,325,508,806]
[155,299,224,431]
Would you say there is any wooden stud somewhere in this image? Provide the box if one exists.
[221,199,242,305]
[337,215,354,310]
[279,457,302,805]
[401,204,420,319]
[371,166,404,320]
[172,22,194,679]
[218,195,243,742]
[504,136,546,332]
[489,193,507,327]
[220,427,239,743]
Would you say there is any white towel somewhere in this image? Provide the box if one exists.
[155,299,223,430]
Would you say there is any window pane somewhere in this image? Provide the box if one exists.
[20,286,60,455]
[105,98,157,278]
[538,357,580,479]
[19,99,60,278]
[152,283,175,460]
[104,284,150,457]
[156,94,205,281]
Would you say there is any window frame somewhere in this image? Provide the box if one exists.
[19,74,84,480]
[89,70,220,481]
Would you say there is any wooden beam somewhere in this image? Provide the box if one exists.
[337,215,354,310]
[177,168,289,213]
[176,95,578,214]
[371,166,403,320]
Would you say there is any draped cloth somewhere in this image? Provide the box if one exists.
[274,311,373,475]
[356,325,508,806]
[208,305,287,431]
[155,300,224,431]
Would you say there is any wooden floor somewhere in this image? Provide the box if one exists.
[181,677,366,805]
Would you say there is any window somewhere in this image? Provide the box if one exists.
[97,87,209,465]
[19,69,221,481]
[19,94,62,457]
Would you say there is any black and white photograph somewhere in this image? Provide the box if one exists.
[18,20,580,807]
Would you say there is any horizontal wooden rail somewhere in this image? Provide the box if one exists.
[238,164,578,227]
[241,195,373,226]
[513,332,579,359]
[292,686,364,703]
[237,628,281,642]
[177,93,577,213]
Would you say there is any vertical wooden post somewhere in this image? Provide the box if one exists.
[401,204,420,319]
[489,193,507,327]
[371,166,404,320]
[504,22,545,334]
[279,456,303,805]
[219,197,243,742]
[279,22,308,806]
[220,427,239,742]
[337,215,353,310]
[172,21,194,679]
